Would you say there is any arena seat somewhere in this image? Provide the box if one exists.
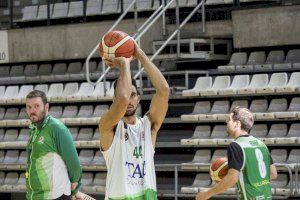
[77,128,93,141]
[3,130,18,142]
[101,0,120,15]
[17,129,29,142]
[92,150,105,166]
[249,124,268,138]
[0,67,10,84]
[93,173,106,193]
[83,61,98,79]
[37,4,54,20]
[90,105,108,124]
[198,100,229,121]
[263,124,287,145]
[51,63,68,80]
[181,125,211,146]
[181,173,211,194]
[210,125,231,145]
[236,51,266,71]
[16,173,26,191]
[237,74,268,94]
[79,150,94,165]
[271,174,291,196]
[181,101,211,122]
[10,85,33,103]
[276,123,300,144]
[249,99,268,119]
[52,2,68,19]
[47,83,64,100]
[34,84,48,94]
[24,64,39,82]
[53,82,79,102]
[61,105,79,125]
[69,127,79,141]
[287,149,300,169]
[182,76,212,97]
[81,173,94,192]
[5,108,19,126]
[17,151,27,165]
[256,73,288,94]
[200,76,230,96]
[0,86,6,100]
[181,150,211,170]
[276,72,300,93]
[18,108,30,126]
[68,62,84,80]
[274,97,300,119]
[49,106,63,118]
[77,105,94,125]
[92,129,100,141]
[3,150,19,164]
[22,5,38,21]
[0,130,4,142]
[86,0,102,16]
[67,82,94,102]
[0,151,4,163]
[0,108,6,126]
[68,1,83,17]
[0,86,19,104]
[271,149,288,164]
[2,172,19,191]
[217,52,247,71]
[170,0,189,8]
[260,50,285,70]
[38,64,52,80]
[81,82,111,101]
[10,65,25,83]
[255,98,287,120]
[289,49,300,69]
[218,75,249,95]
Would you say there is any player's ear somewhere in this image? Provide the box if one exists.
[45,103,49,112]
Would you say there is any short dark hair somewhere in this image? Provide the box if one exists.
[26,90,48,104]
[231,106,254,132]
[113,78,140,95]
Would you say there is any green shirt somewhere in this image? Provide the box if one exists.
[235,136,272,200]
[26,115,82,200]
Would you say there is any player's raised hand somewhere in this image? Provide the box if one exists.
[103,56,133,69]
[195,190,210,200]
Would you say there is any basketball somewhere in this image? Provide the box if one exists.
[210,157,229,182]
[99,30,135,58]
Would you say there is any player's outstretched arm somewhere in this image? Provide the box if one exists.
[99,57,132,151]
[134,43,170,144]
[196,169,239,200]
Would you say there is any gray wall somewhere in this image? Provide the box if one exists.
[232,5,300,48]
[7,18,163,63]
[7,19,232,63]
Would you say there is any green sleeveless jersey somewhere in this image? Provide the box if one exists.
[234,136,272,200]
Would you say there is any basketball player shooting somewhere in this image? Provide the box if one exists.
[99,41,170,199]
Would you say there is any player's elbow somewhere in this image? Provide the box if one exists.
[158,83,170,98]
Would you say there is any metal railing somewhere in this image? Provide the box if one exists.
[85,0,206,93]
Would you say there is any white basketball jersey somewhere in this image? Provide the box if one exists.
[102,116,157,200]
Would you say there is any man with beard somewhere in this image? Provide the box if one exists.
[25,90,84,200]
[99,42,170,200]
[196,107,277,200]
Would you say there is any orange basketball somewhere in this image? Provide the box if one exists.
[210,157,228,182]
[98,30,135,58]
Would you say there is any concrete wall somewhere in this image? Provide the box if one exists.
[7,18,163,63]
[7,19,232,63]
[232,5,300,48]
